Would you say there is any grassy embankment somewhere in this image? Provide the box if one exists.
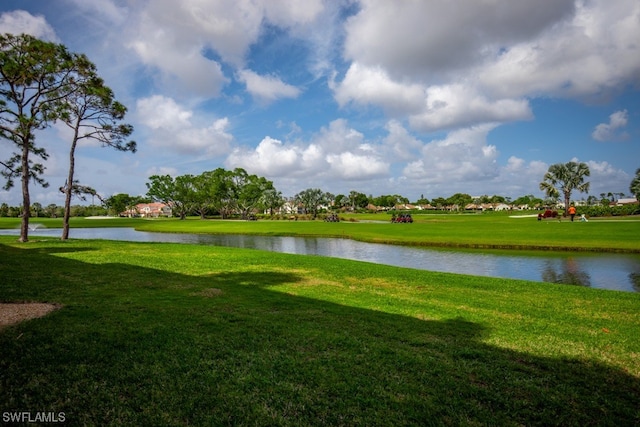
[1,219,640,424]
[134,213,640,252]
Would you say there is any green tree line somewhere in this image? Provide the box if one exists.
[146,168,279,220]
[3,160,639,220]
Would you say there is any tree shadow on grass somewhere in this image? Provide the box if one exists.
[0,243,639,426]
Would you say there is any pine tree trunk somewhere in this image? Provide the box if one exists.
[19,138,31,243]
[62,130,79,240]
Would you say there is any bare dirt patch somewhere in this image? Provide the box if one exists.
[0,303,59,329]
[192,288,224,297]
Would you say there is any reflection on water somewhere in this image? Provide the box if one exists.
[630,273,640,292]
[541,258,591,287]
[1,227,639,293]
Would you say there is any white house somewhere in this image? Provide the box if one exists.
[616,198,639,206]
[123,202,172,218]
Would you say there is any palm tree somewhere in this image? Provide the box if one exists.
[539,161,590,215]
[631,168,640,201]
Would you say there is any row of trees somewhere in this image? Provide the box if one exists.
[3,190,636,220]
[140,161,637,219]
[5,187,634,220]
[143,173,541,220]
[3,159,638,222]
[0,202,107,218]
[146,168,279,220]
[0,33,135,241]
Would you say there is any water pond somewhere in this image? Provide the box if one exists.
[3,226,639,293]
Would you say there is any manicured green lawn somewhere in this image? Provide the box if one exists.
[1,236,639,425]
[135,214,640,252]
[2,213,639,252]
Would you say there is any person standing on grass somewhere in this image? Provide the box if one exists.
[568,205,577,222]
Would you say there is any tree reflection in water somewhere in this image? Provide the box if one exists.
[630,272,640,292]
[542,257,591,287]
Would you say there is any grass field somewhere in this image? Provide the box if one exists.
[1,214,639,425]
[131,213,639,252]
[2,212,639,252]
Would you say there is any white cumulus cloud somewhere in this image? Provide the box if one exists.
[585,159,631,195]
[122,0,326,100]
[478,0,640,99]
[333,0,640,135]
[409,84,533,132]
[344,0,575,79]
[226,119,390,184]
[137,95,233,157]
[592,110,629,141]
[331,63,425,115]
[403,125,500,185]
[0,10,58,40]
[237,70,301,104]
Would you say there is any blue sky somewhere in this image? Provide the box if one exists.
[0,0,638,206]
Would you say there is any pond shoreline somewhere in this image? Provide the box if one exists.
[137,227,640,254]
[4,227,636,292]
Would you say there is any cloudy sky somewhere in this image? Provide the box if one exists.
[0,0,638,206]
